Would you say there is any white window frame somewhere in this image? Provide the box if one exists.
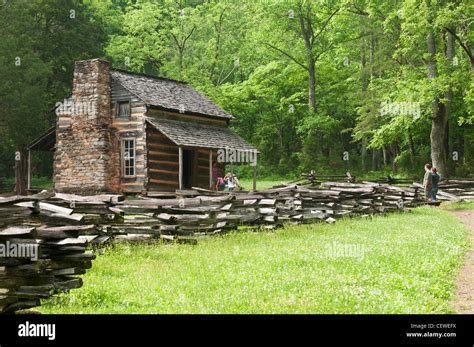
[122,138,136,178]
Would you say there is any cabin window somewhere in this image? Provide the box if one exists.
[122,138,136,177]
[117,101,130,118]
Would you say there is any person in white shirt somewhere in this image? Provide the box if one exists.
[225,172,235,191]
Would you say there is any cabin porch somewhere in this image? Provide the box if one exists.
[145,118,257,192]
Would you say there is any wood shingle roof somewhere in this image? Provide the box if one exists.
[111,70,233,119]
[146,118,257,152]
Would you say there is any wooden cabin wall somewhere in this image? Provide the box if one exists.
[146,126,179,191]
[196,149,219,189]
[146,109,228,127]
[196,149,209,188]
[110,78,147,193]
[145,109,227,191]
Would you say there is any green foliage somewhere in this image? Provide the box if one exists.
[39,207,469,313]
[0,0,106,177]
[1,0,473,179]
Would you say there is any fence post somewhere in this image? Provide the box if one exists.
[178,146,183,190]
[252,164,257,191]
[27,150,31,190]
[209,150,213,189]
[14,148,26,195]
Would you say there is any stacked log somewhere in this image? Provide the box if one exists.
[274,170,355,187]
[353,175,474,201]
[1,182,427,246]
[0,180,429,314]
[0,225,95,314]
[0,178,457,314]
[370,176,419,185]
[436,179,474,201]
[411,179,474,202]
[0,193,106,313]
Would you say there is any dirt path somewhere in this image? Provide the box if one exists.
[450,210,474,313]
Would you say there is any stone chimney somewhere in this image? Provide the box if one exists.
[54,58,117,193]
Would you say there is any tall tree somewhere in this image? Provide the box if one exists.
[0,0,106,178]
[263,0,342,111]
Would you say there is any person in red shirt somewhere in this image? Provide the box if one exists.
[211,162,219,190]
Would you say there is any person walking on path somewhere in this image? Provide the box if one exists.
[431,167,440,202]
[423,163,433,201]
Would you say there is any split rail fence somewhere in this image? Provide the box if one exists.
[1,177,473,313]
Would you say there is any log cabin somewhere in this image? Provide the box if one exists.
[27,59,257,194]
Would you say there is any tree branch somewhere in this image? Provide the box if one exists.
[170,32,181,50]
[182,26,196,46]
[263,42,308,70]
[312,8,340,44]
[444,26,473,62]
[218,63,238,85]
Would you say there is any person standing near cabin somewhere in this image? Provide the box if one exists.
[423,163,433,201]
[211,162,219,191]
[431,167,440,202]
[216,176,225,191]
[225,172,235,192]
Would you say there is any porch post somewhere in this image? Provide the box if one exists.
[209,149,212,189]
[27,150,31,190]
[178,146,183,190]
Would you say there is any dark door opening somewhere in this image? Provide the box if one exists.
[182,149,195,189]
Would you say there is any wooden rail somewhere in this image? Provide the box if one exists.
[1,178,465,314]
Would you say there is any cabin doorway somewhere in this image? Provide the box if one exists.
[182,149,195,189]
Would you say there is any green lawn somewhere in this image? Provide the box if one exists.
[39,206,470,314]
[442,200,474,211]
[238,179,285,190]
[1,176,53,192]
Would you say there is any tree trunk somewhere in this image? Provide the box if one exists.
[178,49,183,80]
[361,37,369,90]
[361,137,368,172]
[430,106,448,175]
[209,9,225,85]
[297,1,316,111]
[444,29,455,175]
[408,130,415,165]
[391,144,398,173]
[307,56,316,111]
[369,33,376,78]
[427,31,448,176]
[372,148,377,171]
[382,148,387,167]
[360,39,368,172]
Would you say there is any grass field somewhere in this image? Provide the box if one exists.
[442,200,474,211]
[238,179,286,190]
[39,206,470,314]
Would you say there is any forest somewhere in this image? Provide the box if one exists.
[0,0,472,182]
